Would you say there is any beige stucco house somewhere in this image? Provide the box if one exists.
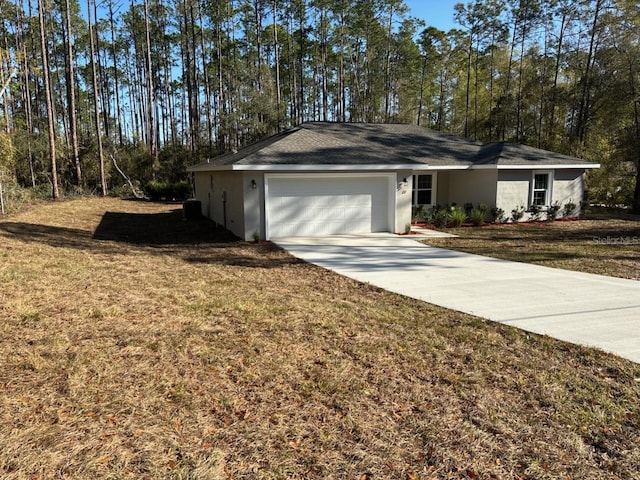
[187,122,599,240]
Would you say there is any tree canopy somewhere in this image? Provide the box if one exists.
[0,0,638,210]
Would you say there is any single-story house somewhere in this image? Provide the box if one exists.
[187,122,599,240]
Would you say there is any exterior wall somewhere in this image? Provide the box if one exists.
[243,173,265,240]
[435,171,449,205]
[496,170,531,217]
[396,170,413,233]
[194,168,588,236]
[446,170,498,207]
[196,170,406,239]
[496,169,586,221]
[193,171,246,239]
[552,169,585,215]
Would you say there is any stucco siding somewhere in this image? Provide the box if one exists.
[193,171,245,239]
[436,171,449,205]
[243,173,264,240]
[447,170,498,207]
[496,170,530,216]
[497,169,585,220]
[552,169,584,215]
[396,170,412,233]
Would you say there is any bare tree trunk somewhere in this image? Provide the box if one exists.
[197,0,214,150]
[502,21,518,141]
[64,0,82,186]
[108,0,124,145]
[16,4,35,186]
[88,0,107,196]
[576,0,604,143]
[37,0,59,199]
[216,7,226,150]
[464,37,472,137]
[273,0,281,128]
[319,7,328,121]
[144,0,158,164]
[189,0,200,150]
[338,4,346,122]
[548,12,567,148]
[515,27,527,143]
[0,51,11,132]
[417,54,426,126]
[384,4,394,122]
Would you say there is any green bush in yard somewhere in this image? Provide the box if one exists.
[547,202,561,221]
[528,203,542,220]
[449,206,467,227]
[144,180,192,201]
[470,208,485,226]
[431,205,449,228]
[563,201,577,218]
[490,207,505,223]
[511,205,525,222]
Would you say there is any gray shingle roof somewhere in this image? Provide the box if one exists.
[189,122,596,171]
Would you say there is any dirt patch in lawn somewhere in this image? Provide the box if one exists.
[1,198,639,479]
[423,216,640,280]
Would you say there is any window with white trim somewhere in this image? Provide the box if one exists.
[412,174,433,206]
[531,172,551,206]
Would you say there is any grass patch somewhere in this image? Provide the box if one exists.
[1,198,639,479]
[424,216,640,280]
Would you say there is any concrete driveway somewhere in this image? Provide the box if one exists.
[275,234,640,364]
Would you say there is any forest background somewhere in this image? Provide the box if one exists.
[0,0,638,212]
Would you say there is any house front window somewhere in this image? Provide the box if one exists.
[531,172,552,206]
[413,174,434,206]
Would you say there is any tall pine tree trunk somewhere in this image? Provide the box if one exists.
[64,0,82,186]
[576,0,604,143]
[273,0,282,129]
[16,4,36,186]
[108,0,124,145]
[37,0,59,199]
[88,0,107,196]
[144,0,158,165]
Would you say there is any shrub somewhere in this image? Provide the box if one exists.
[470,208,485,226]
[528,204,542,220]
[449,206,467,227]
[490,207,505,223]
[411,206,420,222]
[463,202,474,216]
[412,205,429,223]
[431,206,449,228]
[563,201,577,218]
[511,205,525,222]
[547,201,561,221]
[144,180,192,201]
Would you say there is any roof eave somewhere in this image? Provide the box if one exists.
[190,163,430,172]
[493,163,600,170]
[188,162,599,172]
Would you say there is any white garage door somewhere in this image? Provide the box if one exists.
[265,174,393,238]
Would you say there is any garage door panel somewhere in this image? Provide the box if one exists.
[266,175,392,238]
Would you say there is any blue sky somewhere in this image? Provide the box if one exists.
[403,0,461,31]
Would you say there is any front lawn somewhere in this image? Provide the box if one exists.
[424,215,640,280]
[1,198,639,479]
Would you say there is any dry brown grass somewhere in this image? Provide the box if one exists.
[424,215,640,280]
[1,198,639,479]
